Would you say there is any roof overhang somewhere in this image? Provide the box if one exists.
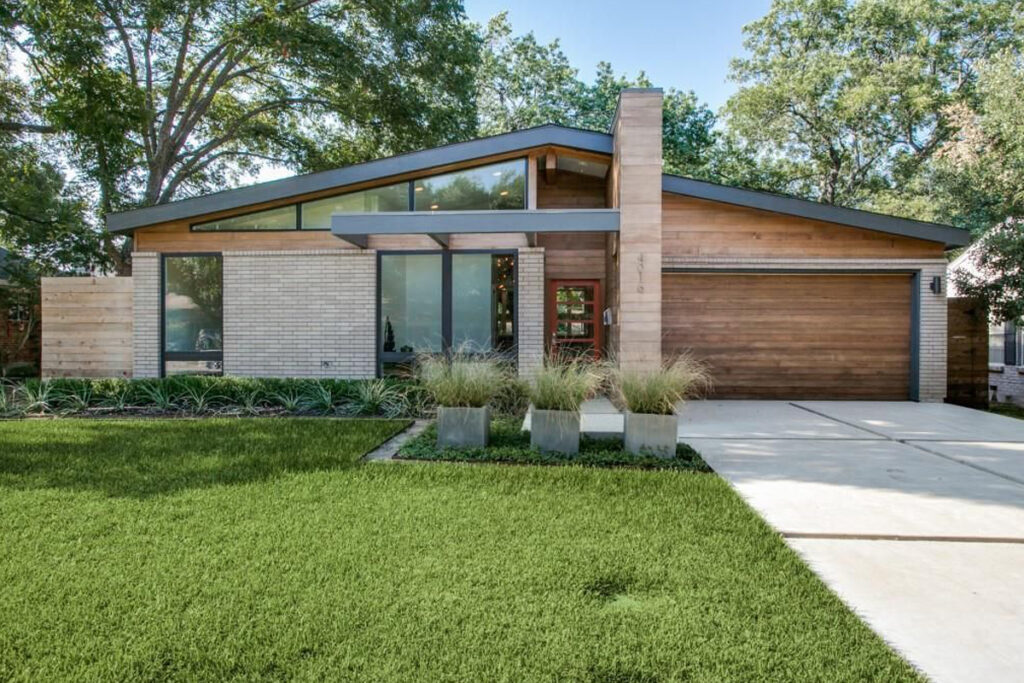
[662,174,970,248]
[330,209,620,248]
[106,125,613,233]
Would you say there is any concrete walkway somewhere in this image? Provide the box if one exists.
[681,401,1024,683]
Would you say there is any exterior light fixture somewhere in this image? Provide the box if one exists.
[930,276,943,294]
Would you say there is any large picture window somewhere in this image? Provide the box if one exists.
[163,254,223,375]
[378,251,516,369]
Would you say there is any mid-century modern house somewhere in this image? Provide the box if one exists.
[43,89,970,400]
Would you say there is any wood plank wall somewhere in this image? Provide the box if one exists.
[41,277,133,378]
[662,194,945,259]
[946,297,989,409]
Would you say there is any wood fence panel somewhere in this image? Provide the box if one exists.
[41,277,133,378]
[947,297,988,409]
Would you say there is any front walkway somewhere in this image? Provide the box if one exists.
[681,401,1024,683]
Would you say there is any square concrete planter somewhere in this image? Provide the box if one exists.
[530,408,580,454]
[437,406,490,448]
[624,412,677,458]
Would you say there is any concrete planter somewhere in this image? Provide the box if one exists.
[530,408,580,454]
[624,412,678,458]
[437,406,490,448]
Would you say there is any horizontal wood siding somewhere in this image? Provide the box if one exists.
[662,194,945,260]
[663,273,912,399]
[536,170,607,209]
[133,225,527,252]
[41,277,133,378]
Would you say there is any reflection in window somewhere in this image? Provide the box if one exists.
[452,254,516,352]
[414,160,525,211]
[380,254,443,354]
[301,182,408,229]
[163,255,223,375]
[193,205,296,231]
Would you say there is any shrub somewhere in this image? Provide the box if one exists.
[489,374,530,416]
[134,379,178,412]
[416,352,507,408]
[346,379,410,418]
[608,354,712,416]
[17,379,57,415]
[528,357,602,412]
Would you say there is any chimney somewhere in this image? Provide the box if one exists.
[609,88,663,371]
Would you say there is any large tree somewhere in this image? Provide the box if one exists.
[942,50,1024,322]
[2,0,480,271]
[723,0,1021,214]
[474,13,718,178]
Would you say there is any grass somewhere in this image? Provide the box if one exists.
[416,352,508,407]
[0,419,921,682]
[401,417,711,470]
[528,358,603,412]
[608,354,712,416]
[991,401,1024,420]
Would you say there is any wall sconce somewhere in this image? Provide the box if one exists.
[930,276,943,294]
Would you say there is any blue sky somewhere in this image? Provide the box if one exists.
[463,0,772,111]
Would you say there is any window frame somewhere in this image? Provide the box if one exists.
[187,158,529,232]
[376,249,518,374]
[160,252,224,377]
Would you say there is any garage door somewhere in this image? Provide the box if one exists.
[663,273,913,400]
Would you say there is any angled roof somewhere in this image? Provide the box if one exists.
[106,124,614,232]
[662,174,970,248]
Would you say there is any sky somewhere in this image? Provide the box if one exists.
[463,0,772,111]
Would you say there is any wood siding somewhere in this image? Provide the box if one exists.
[663,194,945,260]
[946,297,989,409]
[663,273,912,399]
[41,277,133,378]
[536,170,607,209]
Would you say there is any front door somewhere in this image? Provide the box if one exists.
[547,279,602,359]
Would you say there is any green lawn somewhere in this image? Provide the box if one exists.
[991,402,1024,420]
[0,419,919,682]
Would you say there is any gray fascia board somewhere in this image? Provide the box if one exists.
[107,125,613,232]
[330,209,619,237]
[662,174,970,248]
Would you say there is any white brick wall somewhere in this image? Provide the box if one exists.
[223,250,375,378]
[517,247,545,377]
[132,252,160,378]
[990,367,1024,405]
[662,257,949,402]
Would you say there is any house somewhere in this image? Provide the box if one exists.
[1,248,42,376]
[948,244,1022,405]
[44,89,970,399]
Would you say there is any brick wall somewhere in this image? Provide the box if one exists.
[517,247,545,377]
[222,250,375,378]
[990,368,1024,406]
[132,252,160,378]
[661,256,950,402]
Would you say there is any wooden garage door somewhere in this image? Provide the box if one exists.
[663,273,912,399]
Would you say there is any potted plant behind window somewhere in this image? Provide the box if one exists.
[609,354,712,458]
[418,350,506,448]
[527,356,602,454]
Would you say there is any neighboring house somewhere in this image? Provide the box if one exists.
[949,244,1023,405]
[46,89,970,399]
[0,248,42,376]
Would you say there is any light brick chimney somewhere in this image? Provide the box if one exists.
[609,88,663,371]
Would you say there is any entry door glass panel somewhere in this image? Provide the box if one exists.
[549,281,600,358]
[380,254,443,353]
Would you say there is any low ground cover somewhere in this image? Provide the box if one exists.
[400,417,710,470]
[0,418,919,681]
[991,401,1024,420]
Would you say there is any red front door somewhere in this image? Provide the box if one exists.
[547,279,602,359]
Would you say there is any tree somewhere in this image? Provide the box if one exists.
[723,0,1021,212]
[2,0,481,272]
[474,14,718,178]
[941,50,1024,323]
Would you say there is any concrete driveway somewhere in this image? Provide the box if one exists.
[680,401,1024,683]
